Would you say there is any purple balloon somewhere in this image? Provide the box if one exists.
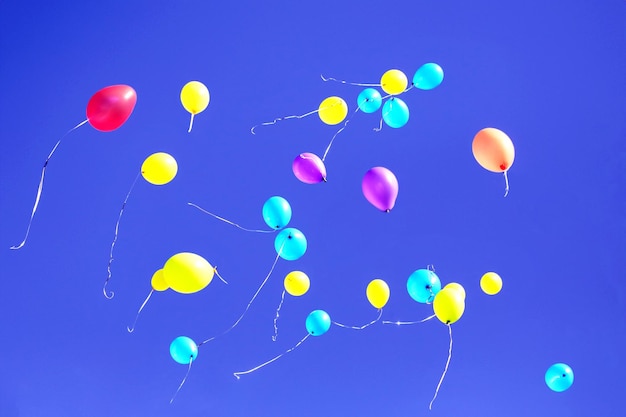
[362,167,399,212]
[292,153,327,184]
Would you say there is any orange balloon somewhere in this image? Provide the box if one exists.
[472,128,515,172]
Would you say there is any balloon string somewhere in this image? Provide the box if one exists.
[127,289,154,333]
[429,324,453,410]
[503,171,510,197]
[320,74,380,87]
[214,267,229,285]
[251,109,320,134]
[187,202,275,233]
[272,290,286,341]
[170,357,194,404]
[10,119,89,250]
[332,308,383,330]
[104,172,141,299]
[321,107,360,162]
[373,119,383,132]
[188,113,195,133]
[382,314,436,326]
[233,333,310,379]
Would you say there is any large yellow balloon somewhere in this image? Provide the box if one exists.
[180,81,210,115]
[480,272,502,295]
[318,96,348,125]
[380,69,408,95]
[433,288,465,324]
[444,282,466,301]
[151,269,169,292]
[162,252,214,294]
[141,152,178,185]
[366,279,390,309]
[284,271,310,296]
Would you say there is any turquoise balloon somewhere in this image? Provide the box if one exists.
[274,227,307,260]
[170,336,198,365]
[306,310,331,336]
[413,63,444,90]
[545,363,574,392]
[357,88,382,113]
[407,269,441,303]
[262,196,292,229]
[382,97,409,128]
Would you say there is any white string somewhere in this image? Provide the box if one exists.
[272,290,286,341]
[320,74,380,87]
[373,119,383,132]
[250,109,320,134]
[11,119,89,250]
[382,314,436,326]
[233,333,310,379]
[429,324,453,410]
[332,309,383,330]
[187,202,275,233]
[214,268,229,285]
[321,107,360,162]
[503,171,510,197]
[187,113,195,133]
[170,357,194,404]
[127,289,154,333]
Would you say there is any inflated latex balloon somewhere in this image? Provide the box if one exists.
[380,69,408,95]
[292,153,327,184]
[163,252,215,294]
[362,167,399,212]
[141,152,178,185]
[151,269,169,292]
[545,363,574,392]
[86,85,137,132]
[274,228,307,261]
[433,288,465,324]
[413,63,444,90]
[170,336,198,364]
[407,269,441,303]
[318,96,348,125]
[444,282,466,301]
[480,272,502,295]
[472,128,515,173]
[180,81,210,132]
[262,196,292,229]
[366,279,390,309]
[306,310,331,336]
[357,88,382,113]
[284,271,310,296]
[382,97,409,128]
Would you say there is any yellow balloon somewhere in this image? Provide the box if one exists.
[180,81,210,115]
[151,269,169,292]
[162,252,214,294]
[318,96,348,125]
[141,152,178,185]
[480,272,502,295]
[366,279,390,309]
[433,288,465,324]
[444,282,466,301]
[380,69,408,95]
[284,271,310,296]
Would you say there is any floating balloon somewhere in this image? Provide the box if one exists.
[362,167,399,212]
[86,85,137,132]
[357,88,383,113]
[163,252,215,294]
[318,96,348,125]
[380,69,408,95]
[262,196,292,229]
[141,152,178,185]
[472,128,515,196]
[407,269,441,303]
[444,282,466,301]
[545,363,574,392]
[433,287,465,324]
[151,269,169,291]
[274,228,307,261]
[413,63,444,90]
[366,279,390,309]
[292,153,327,184]
[480,272,502,295]
[306,310,331,336]
[382,97,409,128]
[284,271,310,296]
[170,336,198,365]
[181,81,210,132]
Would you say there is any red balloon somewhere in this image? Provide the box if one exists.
[86,85,137,132]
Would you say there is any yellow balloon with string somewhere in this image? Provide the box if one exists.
[284,271,310,296]
[141,152,178,185]
[380,69,408,95]
[433,287,465,324]
[366,279,390,309]
[163,252,215,294]
[318,96,348,125]
[180,81,210,132]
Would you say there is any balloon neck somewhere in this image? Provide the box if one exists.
[499,164,507,171]
[385,209,390,213]
[322,177,327,182]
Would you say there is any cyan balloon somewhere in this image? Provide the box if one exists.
[545,363,574,392]
[357,88,382,113]
[262,196,292,229]
[170,336,198,365]
[306,310,331,336]
[382,97,409,128]
[413,63,444,90]
[407,269,441,303]
[274,227,307,260]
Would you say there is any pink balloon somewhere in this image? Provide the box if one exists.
[362,167,398,212]
[292,153,327,184]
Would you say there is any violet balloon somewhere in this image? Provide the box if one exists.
[292,153,327,184]
[362,167,399,212]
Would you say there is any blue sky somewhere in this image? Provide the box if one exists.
[1,1,625,416]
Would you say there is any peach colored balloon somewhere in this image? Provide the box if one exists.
[472,128,515,172]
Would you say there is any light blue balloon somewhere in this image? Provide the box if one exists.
[274,227,307,260]
[170,336,198,365]
[262,196,292,229]
[306,310,331,336]
[407,269,441,303]
[357,88,382,113]
[545,363,574,392]
[413,63,444,90]
[382,98,409,128]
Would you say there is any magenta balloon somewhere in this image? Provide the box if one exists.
[362,167,399,212]
[292,153,327,184]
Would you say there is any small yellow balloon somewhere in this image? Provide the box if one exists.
[318,96,348,125]
[141,152,178,185]
[480,272,503,295]
[366,279,390,309]
[180,81,210,115]
[433,288,465,324]
[162,252,214,294]
[380,69,408,95]
[444,282,466,301]
[284,271,310,296]
[151,269,169,292]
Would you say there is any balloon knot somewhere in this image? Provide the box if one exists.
[323,177,327,182]
[499,164,507,170]
[385,209,390,213]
